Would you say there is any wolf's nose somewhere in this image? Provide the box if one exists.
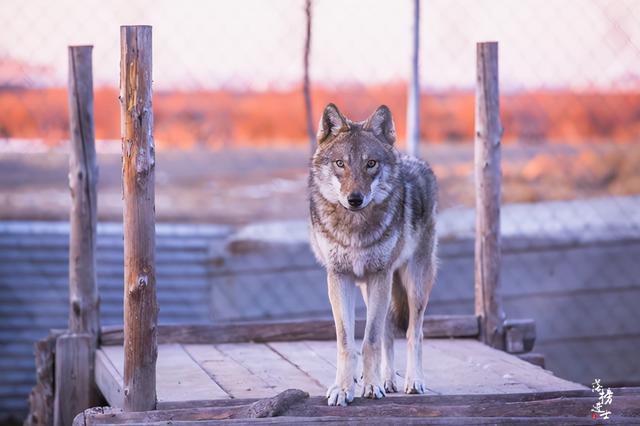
[347,193,364,207]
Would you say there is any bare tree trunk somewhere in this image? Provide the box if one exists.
[474,42,505,349]
[406,0,420,157]
[120,25,158,412]
[303,0,315,153]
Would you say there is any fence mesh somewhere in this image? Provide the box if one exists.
[1,0,640,418]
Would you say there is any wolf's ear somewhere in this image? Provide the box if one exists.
[317,103,349,143]
[364,105,396,145]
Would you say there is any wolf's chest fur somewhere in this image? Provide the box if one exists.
[309,162,422,278]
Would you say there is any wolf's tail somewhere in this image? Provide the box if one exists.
[387,271,409,335]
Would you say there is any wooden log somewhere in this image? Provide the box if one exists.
[120,25,158,412]
[100,315,479,345]
[67,44,101,415]
[406,0,420,157]
[73,388,640,424]
[504,319,536,353]
[67,45,100,340]
[26,331,62,426]
[474,41,506,349]
[54,333,92,426]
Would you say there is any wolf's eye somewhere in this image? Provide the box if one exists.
[335,160,345,168]
[366,160,377,168]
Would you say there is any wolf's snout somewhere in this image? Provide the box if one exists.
[347,192,364,208]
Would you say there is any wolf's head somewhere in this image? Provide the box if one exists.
[311,104,399,211]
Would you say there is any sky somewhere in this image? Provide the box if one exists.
[0,0,639,91]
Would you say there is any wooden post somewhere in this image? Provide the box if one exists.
[474,42,505,349]
[53,334,92,426]
[406,0,420,157]
[53,45,100,426]
[303,0,314,153]
[120,25,158,412]
[67,45,100,342]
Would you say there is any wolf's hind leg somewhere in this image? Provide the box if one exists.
[401,257,435,394]
[326,272,357,406]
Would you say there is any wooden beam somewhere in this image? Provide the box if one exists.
[74,388,640,424]
[120,25,157,412]
[474,41,505,349]
[100,315,479,346]
[54,333,92,426]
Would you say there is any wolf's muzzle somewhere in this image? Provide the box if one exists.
[347,192,364,208]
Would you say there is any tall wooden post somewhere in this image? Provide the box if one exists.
[68,45,100,341]
[406,0,420,157]
[54,45,100,426]
[303,0,314,153]
[474,42,505,349]
[120,25,158,412]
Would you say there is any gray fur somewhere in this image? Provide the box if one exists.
[309,104,438,406]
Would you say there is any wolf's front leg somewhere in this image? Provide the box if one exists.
[361,272,392,399]
[326,272,357,406]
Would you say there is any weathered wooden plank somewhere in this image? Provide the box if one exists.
[74,388,640,425]
[157,344,229,402]
[75,417,640,425]
[266,342,335,389]
[100,315,479,345]
[99,344,229,406]
[185,343,325,398]
[95,348,124,408]
[54,333,92,426]
[25,331,61,426]
[474,41,506,349]
[435,339,586,392]
[120,24,157,412]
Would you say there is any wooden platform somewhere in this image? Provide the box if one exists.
[96,338,585,409]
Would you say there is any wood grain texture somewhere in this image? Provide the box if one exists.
[120,25,157,412]
[100,315,479,345]
[95,348,124,408]
[95,338,584,410]
[474,41,506,349]
[67,45,99,341]
[99,344,229,406]
[54,333,92,426]
[26,331,61,426]
[184,343,325,398]
[73,387,640,425]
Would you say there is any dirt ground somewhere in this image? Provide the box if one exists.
[0,142,637,225]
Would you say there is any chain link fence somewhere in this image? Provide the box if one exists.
[1,0,640,420]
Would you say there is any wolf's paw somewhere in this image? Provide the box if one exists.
[404,378,426,394]
[383,378,398,393]
[326,384,355,406]
[362,383,386,399]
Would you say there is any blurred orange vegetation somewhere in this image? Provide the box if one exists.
[0,85,639,147]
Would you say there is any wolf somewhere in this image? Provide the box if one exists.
[308,104,438,406]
